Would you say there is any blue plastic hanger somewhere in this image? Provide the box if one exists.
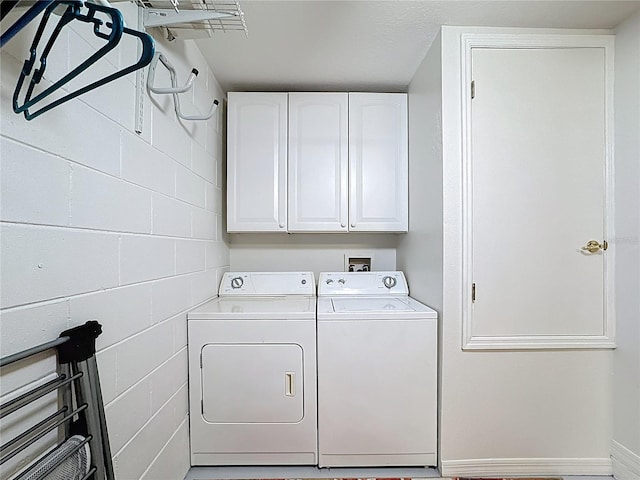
[0,0,56,48]
[12,1,155,121]
[13,1,123,114]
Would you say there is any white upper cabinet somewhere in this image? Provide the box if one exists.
[288,93,349,232]
[227,92,408,233]
[349,93,408,232]
[227,92,288,232]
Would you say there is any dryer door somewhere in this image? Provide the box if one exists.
[201,343,304,423]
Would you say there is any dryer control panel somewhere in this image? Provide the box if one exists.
[318,271,409,296]
[219,272,316,296]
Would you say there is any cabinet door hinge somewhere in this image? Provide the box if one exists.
[471,80,475,99]
[472,283,476,302]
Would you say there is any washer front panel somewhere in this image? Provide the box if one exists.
[317,316,437,466]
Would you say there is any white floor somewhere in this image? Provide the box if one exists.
[184,468,614,480]
[185,466,440,480]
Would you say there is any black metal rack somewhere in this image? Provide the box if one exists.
[0,321,114,480]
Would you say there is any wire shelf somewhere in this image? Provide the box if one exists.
[134,0,247,39]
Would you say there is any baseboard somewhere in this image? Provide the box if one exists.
[612,441,640,480]
[440,457,613,476]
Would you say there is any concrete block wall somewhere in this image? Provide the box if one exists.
[0,2,229,479]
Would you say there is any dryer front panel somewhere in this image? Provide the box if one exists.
[201,343,304,424]
[188,319,317,465]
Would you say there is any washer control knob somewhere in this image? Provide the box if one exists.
[301,279,307,285]
[326,279,334,284]
[230,276,244,289]
[338,278,346,284]
[383,275,397,289]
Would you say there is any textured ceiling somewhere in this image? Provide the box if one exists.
[195,0,640,92]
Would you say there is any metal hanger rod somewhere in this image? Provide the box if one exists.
[0,406,68,456]
[0,336,69,368]
[0,372,83,419]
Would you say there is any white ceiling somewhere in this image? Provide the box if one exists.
[195,0,640,92]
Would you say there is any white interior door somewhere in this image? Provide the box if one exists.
[467,47,612,348]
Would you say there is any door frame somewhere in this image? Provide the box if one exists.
[460,33,616,350]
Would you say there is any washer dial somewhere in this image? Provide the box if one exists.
[382,275,397,289]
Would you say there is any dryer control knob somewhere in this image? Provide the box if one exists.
[231,276,244,289]
[383,275,397,289]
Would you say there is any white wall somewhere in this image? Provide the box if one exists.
[612,11,640,480]
[397,32,443,467]
[439,26,613,475]
[229,234,397,278]
[0,3,229,479]
[397,32,443,311]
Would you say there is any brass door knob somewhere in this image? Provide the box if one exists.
[581,240,608,253]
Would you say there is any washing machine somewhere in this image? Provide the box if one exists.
[316,271,437,467]
[187,272,317,466]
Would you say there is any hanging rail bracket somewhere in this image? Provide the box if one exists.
[146,51,219,121]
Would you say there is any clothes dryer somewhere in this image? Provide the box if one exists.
[188,272,317,466]
[316,271,437,467]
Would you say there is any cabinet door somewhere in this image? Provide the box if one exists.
[348,93,408,232]
[288,93,348,232]
[227,92,287,232]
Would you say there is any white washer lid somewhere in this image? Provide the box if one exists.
[317,296,437,320]
[331,297,416,313]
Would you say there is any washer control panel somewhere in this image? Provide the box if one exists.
[318,271,408,296]
[219,272,315,296]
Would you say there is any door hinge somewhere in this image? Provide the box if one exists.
[472,283,476,302]
[471,80,475,99]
